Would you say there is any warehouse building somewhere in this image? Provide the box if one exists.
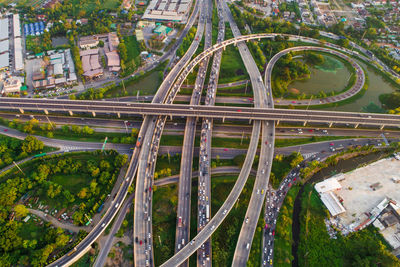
[142,0,192,22]
[315,177,346,217]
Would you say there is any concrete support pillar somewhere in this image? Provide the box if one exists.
[19,108,24,114]
[380,125,385,130]
[222,117,225,123]
[68,110,73,116]
[170,114,173,120]
[92,111,96,117]
[303,121,307,126]
[276,120,279,125]
[44,109,48,115]
[249,119,252,124]
[223,46,226,51]
[117,112,120,118]
[354,124,359,129]
[329,122,333,128]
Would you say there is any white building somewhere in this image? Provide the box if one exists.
[315,177,346,217]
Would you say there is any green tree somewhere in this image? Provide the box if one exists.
[14,204,28,218]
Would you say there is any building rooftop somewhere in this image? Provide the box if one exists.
[320,191,346,217]
[0,40,9,53]
[315,177,342,194]
[0,53,9,69]
[0,19,9,41]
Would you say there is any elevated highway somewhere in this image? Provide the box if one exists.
[1,99,400,127]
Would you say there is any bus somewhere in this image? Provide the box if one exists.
[33,153,46,158]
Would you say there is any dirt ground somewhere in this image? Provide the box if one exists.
[336,157,400,227]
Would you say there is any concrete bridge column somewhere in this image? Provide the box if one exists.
[117,112,120,118]
[19,108,24,114]
[354,124,359,129]
[44,109,48,115]
[303,121,307,126]
[170,114,173,120]
[249,119,252,124]
[68,110,73,116]
[380,125,385,130]
[329,122,333,127]
[223,46,226,51]
[222,117,225,123]
[276,120,279,125]
[92,111,96,117]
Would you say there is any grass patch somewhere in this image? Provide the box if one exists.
[275,136,354,148]
[219,23,249,84]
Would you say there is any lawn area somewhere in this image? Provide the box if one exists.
[297,184,400,266]
[273,184,300,266]
[51,174,87,195]
[19,217,46,241]
[219,23,249,84]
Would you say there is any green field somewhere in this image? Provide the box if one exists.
[219,23,249,84]
[69,0,120,14]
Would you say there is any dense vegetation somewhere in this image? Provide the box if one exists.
[273,185,300,266]
[298,184,400,266]
[270,152,303,189]
[0,150,126,266]
[177,27,197,58]
[0,135,47,169]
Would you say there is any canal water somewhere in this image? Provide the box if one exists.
[289,55,351,96]
[288,54,399,112]
[291,151,392,267]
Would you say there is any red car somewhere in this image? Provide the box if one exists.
[288,183,292,188]
[149,187,152,192]
[329,143,334,146]
[3,129,7,132]
[272,230,275,236]
[308,129,313,132]
[224,148,228,151]
[237,109,242,112]
[139,240,143,245]
[293,177,297,181]
[265,224,269,229]
[265,141,268,145]
[291,101,296,104]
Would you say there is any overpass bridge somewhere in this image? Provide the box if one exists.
[1,98,399,128]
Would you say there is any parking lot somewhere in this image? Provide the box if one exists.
[336,157,400,227]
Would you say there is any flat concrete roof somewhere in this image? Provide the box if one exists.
[0,53,9,69]
[0,19,9,40]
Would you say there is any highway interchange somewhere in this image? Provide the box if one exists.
[1,2,400,266]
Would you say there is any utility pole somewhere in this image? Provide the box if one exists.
[245,80,248,95]
[101,137,108,152]
[13,161,25,175]
[45,116,54,130]
[240,131,244,145]
[137,90,140,102]
[122,79,126,92]
[124,121,128,134]
[306,95,313,110]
